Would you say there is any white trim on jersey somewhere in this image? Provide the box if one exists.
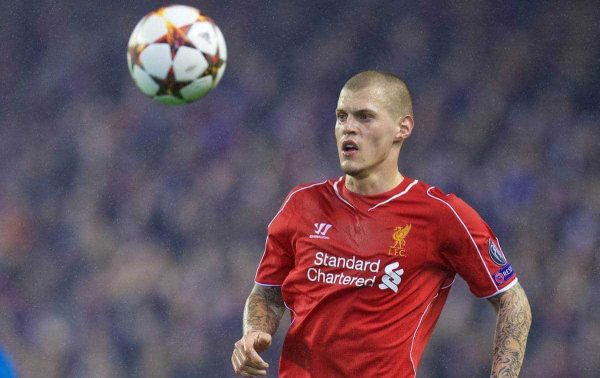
[425,187,502,295]
[409,277,455,376]
[332,176,355,209]
[267,180,329,228]
[254,280,282,287]
[441,276,457,290]
[332,176,419,210]
[283,300,298,325]
[255,181,329,283]
[480,277,519,299]
[368,179,419,211]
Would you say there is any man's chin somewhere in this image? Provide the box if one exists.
[340,163,363,177]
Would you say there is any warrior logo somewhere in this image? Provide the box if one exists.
[310,223,333,239]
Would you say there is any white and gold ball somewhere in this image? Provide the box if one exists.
[127,5,227,105]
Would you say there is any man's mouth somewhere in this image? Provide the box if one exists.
[341,140,359,156]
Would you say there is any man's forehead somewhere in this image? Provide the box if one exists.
[337,85,388,111]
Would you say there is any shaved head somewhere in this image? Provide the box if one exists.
[342,71,413,120]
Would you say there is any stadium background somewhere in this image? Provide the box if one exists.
[0,1,598,377]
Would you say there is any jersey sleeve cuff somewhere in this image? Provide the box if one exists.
[254,281,283,287]
[478,277,519,299]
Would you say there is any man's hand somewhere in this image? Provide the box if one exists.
[232,331,272,377]
[233,284,284,376]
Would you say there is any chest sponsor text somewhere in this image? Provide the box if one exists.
[306,251,381,287]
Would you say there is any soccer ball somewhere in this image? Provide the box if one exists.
[127,5,227,105]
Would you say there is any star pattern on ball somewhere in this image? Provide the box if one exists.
[128,44,145,70]
[155,69,192,98]
[152,23,197,99]
[203,51,225,82]
[155,22,195,59]
[127,5,227,104]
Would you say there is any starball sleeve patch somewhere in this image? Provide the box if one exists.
[488,239,507,266]
[492,263,514,287]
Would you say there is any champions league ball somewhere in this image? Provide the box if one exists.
[127,5,227,105]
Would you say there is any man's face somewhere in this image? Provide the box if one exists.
[335,85,401,178]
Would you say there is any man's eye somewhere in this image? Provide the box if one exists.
[337,113,347,121]
[359,113,372,120]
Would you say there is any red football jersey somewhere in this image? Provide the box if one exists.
[255,176,518,377]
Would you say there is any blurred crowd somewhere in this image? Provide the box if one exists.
[0,1,598,377]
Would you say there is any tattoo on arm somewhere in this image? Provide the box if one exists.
[488,283,532,378]
[243,285,286,336]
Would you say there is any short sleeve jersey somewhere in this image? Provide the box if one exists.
[255,177,518,378]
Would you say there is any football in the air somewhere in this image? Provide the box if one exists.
[127,5,227,105]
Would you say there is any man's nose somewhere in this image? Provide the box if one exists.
[342,118,358,135]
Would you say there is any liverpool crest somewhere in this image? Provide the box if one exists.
[388,224,411,256]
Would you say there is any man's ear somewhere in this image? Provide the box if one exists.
[395,115,414,141]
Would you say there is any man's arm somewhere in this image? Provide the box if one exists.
[487,283,532,378]
[232,284,286,377]
[243,284,286,335]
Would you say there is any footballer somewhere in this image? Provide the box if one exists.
[232,71,532,377]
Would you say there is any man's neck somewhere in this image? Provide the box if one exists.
[344,170,404,196]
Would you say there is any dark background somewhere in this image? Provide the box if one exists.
[0,1,598,377]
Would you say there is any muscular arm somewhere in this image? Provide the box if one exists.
[233,285,285,376]
[487,283,532,378]
[243,284,286,336]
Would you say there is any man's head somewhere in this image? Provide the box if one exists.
[335,71,414,179]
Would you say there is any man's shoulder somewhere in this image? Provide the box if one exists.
[289,179,333,194]
[404,178,464,214]
[410,179,482,225]
[280,179,335,205]
[287,179,333,196]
